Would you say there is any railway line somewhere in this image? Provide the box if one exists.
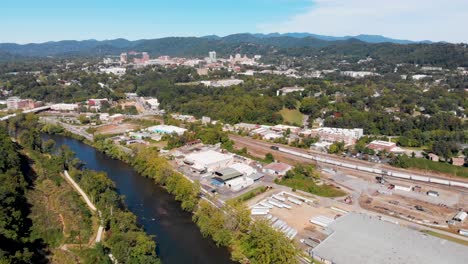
[229,135,468,189]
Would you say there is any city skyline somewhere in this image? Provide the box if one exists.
[2,0,468,44]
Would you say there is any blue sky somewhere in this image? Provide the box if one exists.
[2,0,467,43]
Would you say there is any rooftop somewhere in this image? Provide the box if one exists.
[312,213,468,264]
[263,162,292,172]
[185,150,233,166]
[213,167,243,182]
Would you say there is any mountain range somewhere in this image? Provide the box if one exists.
[203,33,433,44]
[0,33,460,61]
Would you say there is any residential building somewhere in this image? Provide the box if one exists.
[452,157,465,166]
[99,67,126,75]
[341,71,378,78]
[201,79,244,87]
[277,86,305,96]
[6,97,37,110]
[145,98,160,110]
[311,127,363,146]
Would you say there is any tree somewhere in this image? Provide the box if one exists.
[43,139,56,153]
[264,153,274,163]
[390,154,410,168]
[432,140,459,160]
[238,220,300,264]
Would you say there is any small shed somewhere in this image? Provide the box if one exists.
[428,153,439,162]
[452,157,465,166]
[262,162,292,177]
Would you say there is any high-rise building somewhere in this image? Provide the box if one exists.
[209,51,217,63]
[120,53,128,64]
[142,52,150,61]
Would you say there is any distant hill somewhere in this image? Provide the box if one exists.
[248,33,433,44]
[0,33,465,68]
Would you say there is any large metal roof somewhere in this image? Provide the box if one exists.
[312,212,468,264]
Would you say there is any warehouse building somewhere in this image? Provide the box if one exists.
[184,150,234,172]
[311,213,468,264]
[146,125,187,136]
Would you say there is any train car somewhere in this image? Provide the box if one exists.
[450,181,468,189]
[392,172,411,179]
[429,178,450,185]
[342,162,356,169]
[357,166,374,173]
[411,175,430,182]
[373,168,383,174]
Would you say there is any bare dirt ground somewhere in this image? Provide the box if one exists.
[96,123,139,135]
[360,192,458,225]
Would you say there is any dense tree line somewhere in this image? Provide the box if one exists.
[131,147,300,263]
[0,127,48,263]
[4,115,160,263]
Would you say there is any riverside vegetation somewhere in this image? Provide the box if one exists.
[1,114,159,264]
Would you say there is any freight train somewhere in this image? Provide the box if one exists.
[271,146,468,189]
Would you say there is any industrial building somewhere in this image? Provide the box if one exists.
[184,150,234,172]
[146,125,187,136]
[50,103,78,111]
[262,162,292,177]
[311,213,468,264]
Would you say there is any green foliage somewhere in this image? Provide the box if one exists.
[132,148,200,212]
[280,165,346,197]
[431,140,459,160]
[405,158,468,178]
[237,220,300,264]
[70,169,159,263]
[231,186,268,203]
[279,108,303,126]
[328,142,345,154]
[0,127,47,263]
[390,154,410,168]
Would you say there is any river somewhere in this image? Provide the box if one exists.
[42,134,235,264]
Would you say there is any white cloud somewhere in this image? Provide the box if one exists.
[257,0,468,43]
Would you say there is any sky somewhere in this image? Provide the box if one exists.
[2,0,467,43]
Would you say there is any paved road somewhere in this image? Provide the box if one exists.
[40,116,94,141]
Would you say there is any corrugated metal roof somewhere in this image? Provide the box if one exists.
[213,168,243,182]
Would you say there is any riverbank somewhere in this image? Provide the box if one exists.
[43,121,301,263]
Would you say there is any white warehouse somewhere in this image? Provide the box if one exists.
[184,150,234,172]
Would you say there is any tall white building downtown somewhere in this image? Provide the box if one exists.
[208,51,216,63]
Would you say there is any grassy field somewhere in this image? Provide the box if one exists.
[421,230,468,246]
[279,108,303,126]
[232,186,269,203]
[407,158,468,178]
[278,177,346,197]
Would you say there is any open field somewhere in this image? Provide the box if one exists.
[279,108,303,126]
[407,158,468,178]
[96,123,139,135]
[278,177,346,197]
